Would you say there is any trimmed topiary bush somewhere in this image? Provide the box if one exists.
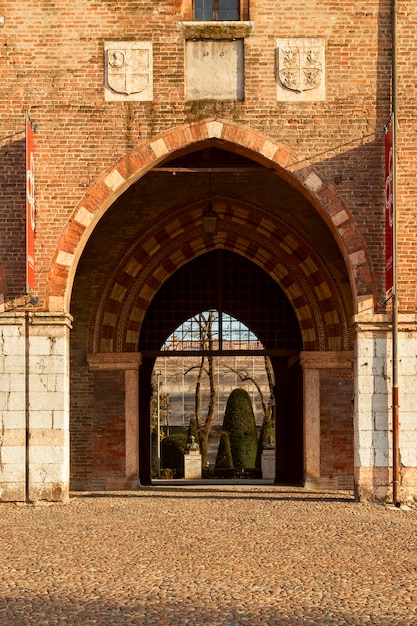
[215,431,234,469]
[222,388,258,470]
[161,433,187,477]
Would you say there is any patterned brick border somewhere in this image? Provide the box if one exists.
[47,118,375,321]
[89,195,352,353]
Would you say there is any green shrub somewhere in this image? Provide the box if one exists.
[161,433,187,476]
[215,431,234,469]
[222,388,258,470]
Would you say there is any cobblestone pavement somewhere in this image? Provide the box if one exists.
[1,486,417,625]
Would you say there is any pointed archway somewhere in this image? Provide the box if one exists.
[69,124,365,492]
[137,249,304,485]
[49,118,375,315]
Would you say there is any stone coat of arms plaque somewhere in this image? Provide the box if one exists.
[276,38,326,102]
[104,41,153,101]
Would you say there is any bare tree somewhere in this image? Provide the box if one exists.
[223,355,275,423]
[184,310,217,467]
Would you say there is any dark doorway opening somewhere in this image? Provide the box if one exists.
[138,250,304,485]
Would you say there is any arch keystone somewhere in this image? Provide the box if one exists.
[206,120,224,138]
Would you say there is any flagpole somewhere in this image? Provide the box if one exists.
[391,0,400,507]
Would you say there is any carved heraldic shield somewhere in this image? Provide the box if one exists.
[107,48,150,95]
[279,46,323,92]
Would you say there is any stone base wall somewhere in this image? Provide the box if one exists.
[0,314,26,501]
[0,312,72,502]
[354,314,417,504]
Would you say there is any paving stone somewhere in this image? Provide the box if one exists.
[1,486,417,625]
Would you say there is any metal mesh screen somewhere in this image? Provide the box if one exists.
[140,250,302,353]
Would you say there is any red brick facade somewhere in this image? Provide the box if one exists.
[2,1,415,500]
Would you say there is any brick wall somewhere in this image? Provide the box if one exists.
[320,368,354,486]
[2,0,413,495]
[1,0,397,307]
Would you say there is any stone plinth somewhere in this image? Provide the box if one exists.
[184,451,202,479]
[261,449,275,480]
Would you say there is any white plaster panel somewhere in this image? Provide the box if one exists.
[30,445,65,465]
[355,373,375,395]
[355,429,374,448]
[400,428,417,445]
[29,461,67,483]
[399,381,417,406]
[28,373,67,394]
[6,373,26,392]
[0,411,25,429]
[399,336,417,357]
[355,393,374,427]
[28,373,50,393]
[29,410,54,430]
[0,445,25,464]
[350,249,367,269]
[401,447,417,466]
[3,390,25,412]
[375,338,390,359]
[0,324,22,340]
[372,430,389,451]
[304,171,323,194]
[355,447,375,466]
[0,463,25,482]
[29,335,66,357]
[3,355,25,374]
[30,355,66,374]
[185,40,244,101]
[374,447,390,467]
[374,411,390,431]
[51,411,66,430]
[374,375,390,395]
[1,334,24,356]
[150,138,168,159]
[370,393,390,413]
[74,206,94,227]
[259,140,277,161]
[29,391,65,412]
[399,357,417,376]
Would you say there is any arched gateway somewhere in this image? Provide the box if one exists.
[58,119,373,495]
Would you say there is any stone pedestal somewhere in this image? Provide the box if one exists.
[184,450,202,479]
[261,449,275,480]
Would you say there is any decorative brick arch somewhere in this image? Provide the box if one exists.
[89,195,352,354]
[47,118,375,315]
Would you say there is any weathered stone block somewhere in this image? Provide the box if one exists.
[185,40,244,101]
